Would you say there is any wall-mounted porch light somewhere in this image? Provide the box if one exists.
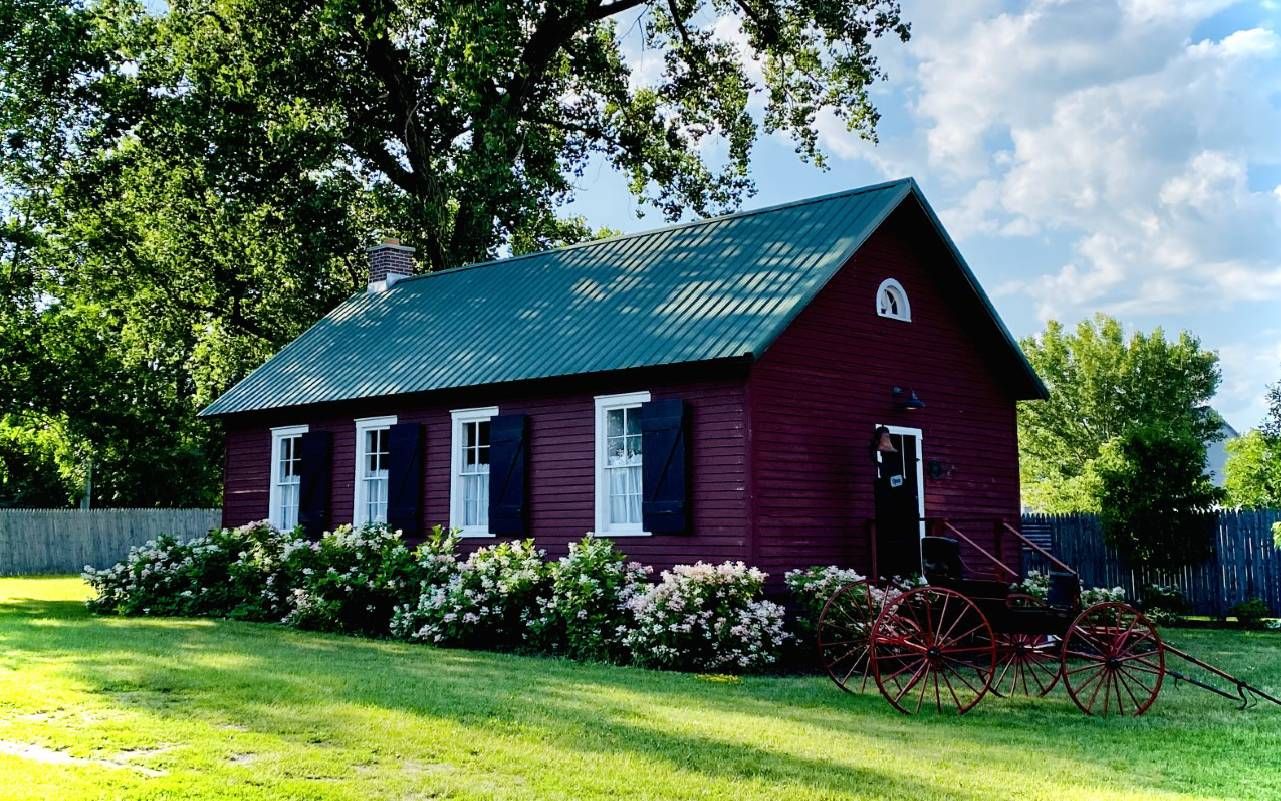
[892,386,925,411]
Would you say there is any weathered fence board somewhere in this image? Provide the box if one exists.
[0,508,222,576]
[1022,510,1281,617]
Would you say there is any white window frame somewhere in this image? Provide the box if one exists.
[450,406,499,538]
[876,278,911,322]
[268,424,308,531]
[593,391,652,537]
[352,415,397,527]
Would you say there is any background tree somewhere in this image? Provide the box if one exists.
[1095,423,1224,569]
[1223,370,1281,550]
[0,0,910,505]
[1018,315,1222,513]
[1223,430,1281,508]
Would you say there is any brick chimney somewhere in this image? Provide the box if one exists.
[367,238,415,292]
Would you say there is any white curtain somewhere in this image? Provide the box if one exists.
[463,468,489,527]
[607,461,642,525]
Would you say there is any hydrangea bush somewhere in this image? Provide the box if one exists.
[84,521,295,619]
[1010,570,1126,608]
[526,535,651,662]
[783,565,866,645]
[282,523,446,634]
[623,561,788,672]
[391,538,551,650]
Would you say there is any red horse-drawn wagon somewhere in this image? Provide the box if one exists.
[817,521,1279,716]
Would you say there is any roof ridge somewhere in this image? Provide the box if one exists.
[391,177,916,286]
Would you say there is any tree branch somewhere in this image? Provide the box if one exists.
[589,0,649,22]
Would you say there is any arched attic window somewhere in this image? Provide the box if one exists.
[876,278,911,322]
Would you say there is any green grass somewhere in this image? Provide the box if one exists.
[1,577,1279,801]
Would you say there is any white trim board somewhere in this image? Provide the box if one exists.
[449,406,499,538]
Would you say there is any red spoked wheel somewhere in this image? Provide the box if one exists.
[871,586,997,714]
[992,633,1062,698]
[817,580,879,693]
[1061,602,1165,716]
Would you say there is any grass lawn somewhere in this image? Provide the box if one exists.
[1,577,1279,801]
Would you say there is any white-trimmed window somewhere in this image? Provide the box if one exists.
[594,391,651,536]
[269,425,308,531]
[450,406,498,537]
[876,278,911,321]
[353,415,396,527]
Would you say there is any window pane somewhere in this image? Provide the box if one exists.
[624,407,640,436]
[607,408,624,438]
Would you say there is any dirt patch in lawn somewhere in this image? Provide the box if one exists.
[0,739,168,777]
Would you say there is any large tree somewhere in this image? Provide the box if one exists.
[1223,371,1281,510]
[1018,315,1222,513]
[1,0,910,505]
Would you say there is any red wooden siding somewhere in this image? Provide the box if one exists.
[747,201,1024,579]
[222,365,750,572]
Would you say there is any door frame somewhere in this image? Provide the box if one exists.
[875,424,926,542]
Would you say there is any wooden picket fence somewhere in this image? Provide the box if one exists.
[0,508,222,576]
[1021,510,1281,617]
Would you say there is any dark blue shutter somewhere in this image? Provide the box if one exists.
[487,414,528,536]
[297,430,331,540]
[640,399,688,534]
[386,422,423,537]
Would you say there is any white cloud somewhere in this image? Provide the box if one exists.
[1217,335,1281,431]
[903,5,1281,320]
[809,0,1281,426]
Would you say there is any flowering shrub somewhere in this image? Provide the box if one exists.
[1010,570,1125,608]
[623,561,788,672]
[526,535,651,662]
[1080,585,1126,606]
[783,565,865,645]
[281,523,436,634]
[391,538,550,650]
[1140,583,1187,626]
[84,521,296,619]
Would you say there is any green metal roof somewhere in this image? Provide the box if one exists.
[201,178,1044,417]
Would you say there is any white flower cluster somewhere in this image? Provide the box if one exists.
[1011,570,1126,608]
[390,539,548,648]
[622,561,788,672]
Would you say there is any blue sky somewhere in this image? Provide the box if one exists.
[566,0,1281,431]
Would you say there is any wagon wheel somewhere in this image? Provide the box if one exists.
[991,633,1062,698]
[817,580,879,693]
[871,586,997,714]
[1061,602,1165,716]
[990,594,1062,698]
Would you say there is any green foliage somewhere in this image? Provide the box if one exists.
[0,414,80,506]
[391,539,552,651]
[1223,430,1281,508]
[622,562,789,672]
[1140,583,1187,626]
[1230,597,1270,630]
[84,521,293,617]
[527,534,651,663]
[1,0,910,506]
[1018,315,1222,513]
[782,564,865,646]
[1097,424,1224,569]
[281,524,443,634]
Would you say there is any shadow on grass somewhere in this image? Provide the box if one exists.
[2,599,1278,800]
